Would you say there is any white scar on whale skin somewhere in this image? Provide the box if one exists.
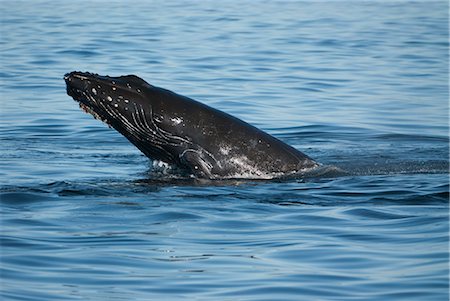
[219,145,232,156]
[170,117,183,125]
[228,155,271,179]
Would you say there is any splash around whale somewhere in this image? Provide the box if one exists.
[64,71,319,179]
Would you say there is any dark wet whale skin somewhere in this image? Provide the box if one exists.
[65,71,318,179]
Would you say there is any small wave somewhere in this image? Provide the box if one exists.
[0,192,58,204]
[272,124,449,144]
[0,181,147,199]
[332,159,449,177]
[376,133,449,143]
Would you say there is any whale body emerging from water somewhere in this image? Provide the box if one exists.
[64,71,318,179]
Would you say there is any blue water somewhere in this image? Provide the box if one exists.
[1,1,449,300]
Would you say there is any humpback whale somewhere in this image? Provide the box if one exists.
[64,71,318,179]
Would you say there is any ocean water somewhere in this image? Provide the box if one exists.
[1,1,449,300]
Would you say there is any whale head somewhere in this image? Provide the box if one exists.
[64,71,179,163]
[65,71,151,122]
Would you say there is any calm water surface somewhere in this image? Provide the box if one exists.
[1,1,449,300]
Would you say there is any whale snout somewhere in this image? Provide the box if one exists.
[65,72,90,95]
[64,71,104,103]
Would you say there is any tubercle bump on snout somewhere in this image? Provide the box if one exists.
[64,71,104,83]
